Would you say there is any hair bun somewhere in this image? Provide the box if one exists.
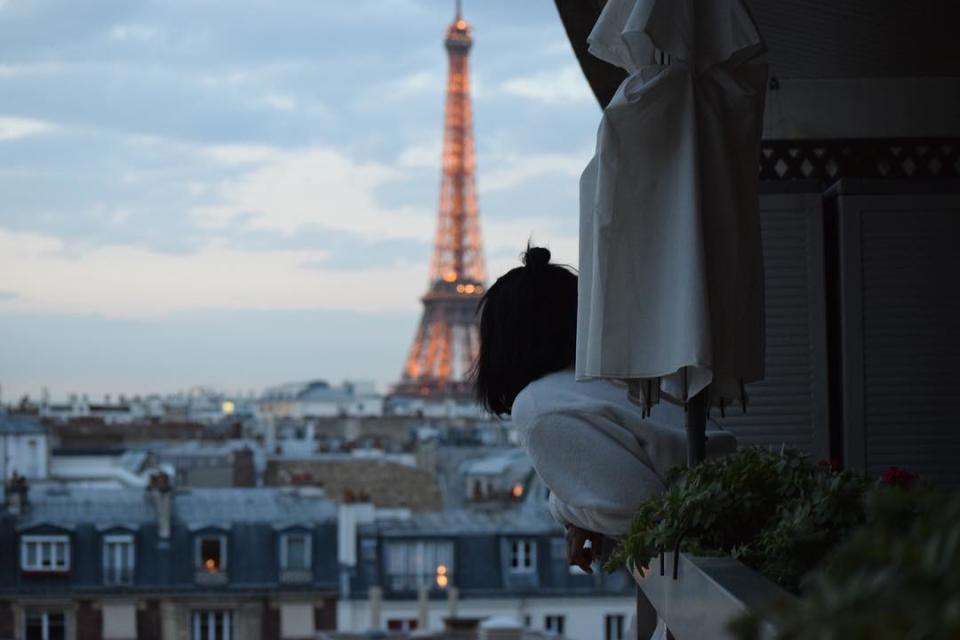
[523,246,551,268]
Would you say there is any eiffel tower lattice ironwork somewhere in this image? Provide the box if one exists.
[396,2,486,398]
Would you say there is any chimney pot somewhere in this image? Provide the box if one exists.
[6,472,28,516]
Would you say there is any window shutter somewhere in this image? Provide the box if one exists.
[833,185,960,487]
[715,190,830,459]
[102,604,137,640]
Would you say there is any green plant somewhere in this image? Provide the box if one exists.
[731,486,960,639]
[606,448,871,593]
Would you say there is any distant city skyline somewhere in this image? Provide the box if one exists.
[0,1,596,399]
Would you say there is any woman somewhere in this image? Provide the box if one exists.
[474,246,736,573]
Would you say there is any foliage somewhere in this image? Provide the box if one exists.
[606,447,872,593]
[731,485,960,639]
[603,445,957,638]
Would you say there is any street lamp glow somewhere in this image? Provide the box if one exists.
[435,563,449,587]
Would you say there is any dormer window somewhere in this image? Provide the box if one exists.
[194,534,228,584]
[103,534,135,585]
[509,538,536,573]
[385,540,454,591]
[198,536,225,573]
[280,532,311,571]
[21,535,70,573]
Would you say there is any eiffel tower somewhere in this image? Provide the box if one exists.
[395,1,486,399]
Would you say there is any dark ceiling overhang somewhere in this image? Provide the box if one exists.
[552,0,625,109]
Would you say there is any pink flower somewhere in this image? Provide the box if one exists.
[817,459,842,472]
[880,466,916,489]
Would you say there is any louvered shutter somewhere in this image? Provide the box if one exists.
[715,187,830,460]
[832,182,960,487]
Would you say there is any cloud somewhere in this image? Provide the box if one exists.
[355,70,443,111]
[397,139,588,194]
[0,115,55,140]
[193,145,434,240]
[0,228,426,319]
[499,64,594,105]
[481,150,588,193]
[201,144,279,165]
[197,70,251,88]
[482,216,578,268]
[261,92,297,111]
[0,63,70,78]
[110,24,160,42]
[382,70,442,100]
[397,138,441,169]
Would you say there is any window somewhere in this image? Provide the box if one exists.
[191,610,234,640]
[545,615,565,635]
[509,538,536,573]
[103,534,135,585]
[605,614,625,640]
[24,610,66,640]
[280,532,311,571]
[387,619,418,631]
[385,540,454,591]
[196,535,227,573]
[21,535,70,572]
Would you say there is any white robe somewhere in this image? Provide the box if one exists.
[512,370,736,537]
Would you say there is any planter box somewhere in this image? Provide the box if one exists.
[632,553,794,640]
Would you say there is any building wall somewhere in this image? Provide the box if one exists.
[75,601,100,640]
[0,596,306,640]
[0,600,14,640]
[265,459,443,512]
[763,77,960,141]
[745,0,959,80]
[137,600,162,640]
[0,433,49,480]
[336,595,635,640]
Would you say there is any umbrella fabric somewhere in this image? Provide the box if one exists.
[576,0,768,411]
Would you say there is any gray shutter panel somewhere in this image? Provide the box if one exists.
[714,188,830,460]
[834,182,960,487]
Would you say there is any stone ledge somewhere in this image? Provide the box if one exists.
[632,553,794,640]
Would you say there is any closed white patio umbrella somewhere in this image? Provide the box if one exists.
[576,0,768,459]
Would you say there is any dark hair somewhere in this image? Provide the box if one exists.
[473,245,578,415]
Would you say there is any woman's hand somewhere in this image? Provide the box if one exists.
[565,524,604,574]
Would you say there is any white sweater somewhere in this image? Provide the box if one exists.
[512,370,737,537]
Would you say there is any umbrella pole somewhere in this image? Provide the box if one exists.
[686,390,707,465]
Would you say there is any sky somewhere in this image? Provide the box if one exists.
[0,0,599,401]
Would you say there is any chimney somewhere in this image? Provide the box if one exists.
[337,498,375,566]
[447,586,460,619]
[478,616,524,640]
[416,587,429,631]
[6,472,28,516]
[368,586,382,630]
[231,447,256,487]
[264,416,277,452]
[147,472,172,539]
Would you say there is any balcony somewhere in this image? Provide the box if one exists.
[613,448,958,638]
[632,554,792,639]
